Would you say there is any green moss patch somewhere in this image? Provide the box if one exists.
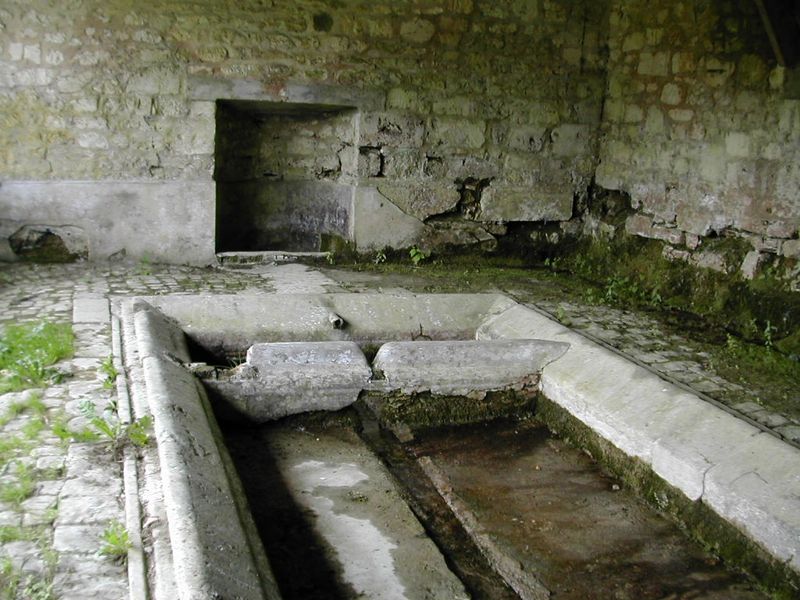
[364,388,537,431]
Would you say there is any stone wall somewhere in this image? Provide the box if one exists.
[595,0,800,279]
[0,0,608,261]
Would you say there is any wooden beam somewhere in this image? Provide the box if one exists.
[754,0,800,67]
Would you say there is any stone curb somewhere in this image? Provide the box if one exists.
[133,301,280,599]
[111,313,147,600]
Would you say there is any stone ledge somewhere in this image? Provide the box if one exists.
[477,303,800,575]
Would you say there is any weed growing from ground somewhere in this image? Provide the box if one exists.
[99,520,130,563]
[0,322,73,394]
[78,401,151,456]
[409,246,428,266]
[0,543,56,600]
[99,356,118,390]
[0,461,36,507]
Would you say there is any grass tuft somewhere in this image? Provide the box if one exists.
[0,322,73,394]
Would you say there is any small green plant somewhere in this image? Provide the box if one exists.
[0,461,36,507]
[100,355,118,389]
[763,320,776,349]
[409,246,428,266]
[0,322,73,393]
[21,577,54,600]
[326,251,336,265]
[79,401,152,454]
[136,255,153,276]
[554,304,571,325]
[373,249,387,265]
[0,557,21,598]
[99,520,131,562]
[0,525,35,544]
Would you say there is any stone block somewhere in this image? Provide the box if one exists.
[360,113,425,147]
[126,66,181,95]
[480,186,573,222]
[431,96,475,117]
[400,18,436,44]
[54,524,107,553]
[740,250,765,280]
[0,181,216,264]
[624,214,684,245]
[699,145,725,183]
[782,239,800,259]
[376,184,459,221]
[660,83,682,105]
[381,148,421,178]
[668,108,694,122]
[676,194,733,237]
[214,342,372,421]
[725,132,751,158]
[691,250,729,274]
[358,146,382,177]
[373,339,568,396]
[506,124,548,152]
[386,88,421,111]
[73,296,110,324]
[426,117,485,149]
[637,52,669,76]
[354,187,425,251]
[550,123,590,157]
[421,220,498,251]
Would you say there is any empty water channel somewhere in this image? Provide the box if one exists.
[119,293,790,599]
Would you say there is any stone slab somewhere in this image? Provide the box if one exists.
[476,304,800,571]
[215,341,371,421]
[480,187,573,222]
[264,426,469,599]
[354,187,425,251]
[72,296,110,324]
[0,181,215,264]
[372,339,569,395]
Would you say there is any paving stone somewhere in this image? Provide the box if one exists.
[731,401,765,415]
[53,524,106,553]
[0,511,22,526]
[57,494,122,525]
[775,425,800,443]
[36,455,66,471]
[35,480,64,496]
[21,495,56,515]
[0,541,40,569]
[751,411,790,428]
[689,379,724,393]
[73,296,110,324]
[60,477,122,501]
[54,554,128,599]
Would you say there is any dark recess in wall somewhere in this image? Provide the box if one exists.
[753,0,800,66]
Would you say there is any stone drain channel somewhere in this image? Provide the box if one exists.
[117,293,799,599]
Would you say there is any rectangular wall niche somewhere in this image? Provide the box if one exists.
[215,100,358,252]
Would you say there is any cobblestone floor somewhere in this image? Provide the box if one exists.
[0,259,796,598]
